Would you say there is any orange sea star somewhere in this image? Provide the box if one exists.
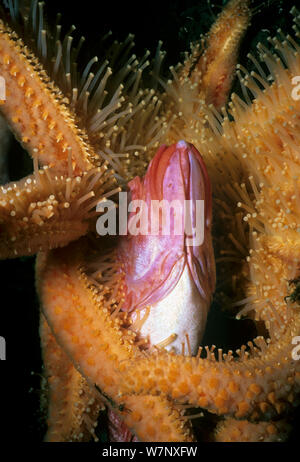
[1,0,300,442]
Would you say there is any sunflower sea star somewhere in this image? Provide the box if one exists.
[1,0,300,442]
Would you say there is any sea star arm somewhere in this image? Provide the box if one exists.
[0,163,117,258]
[109,395,194,442]
[192,0,251,110]
[164,0,252,146]
[214,417,292,442]
[119,314,300,421]
[40,314,104,442]
[0,17,98,174]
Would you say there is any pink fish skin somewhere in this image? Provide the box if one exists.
[118,140,216,317]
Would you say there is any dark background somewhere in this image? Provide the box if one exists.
[0,0,299,444]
